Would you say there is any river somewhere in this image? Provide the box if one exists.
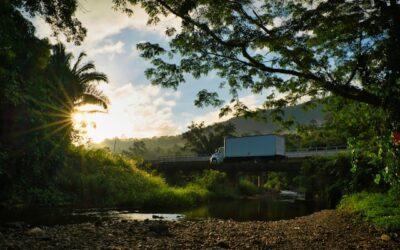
[0,193,327,226]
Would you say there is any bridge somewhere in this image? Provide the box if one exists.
[149,145,348,173]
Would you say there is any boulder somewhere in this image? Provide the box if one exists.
[381,234,391,241]
[148,223,169,236]
[26,227,45,237]
[216,239,229,248]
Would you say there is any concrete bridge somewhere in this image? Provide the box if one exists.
[149,145,347,173]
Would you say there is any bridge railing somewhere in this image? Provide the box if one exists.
[286,145,347,152]
[286,145,348,158]
[152,145,348,163]
[154,155,209,163]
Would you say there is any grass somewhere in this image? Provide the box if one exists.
[338,192,400,231]
[54,147,213,208]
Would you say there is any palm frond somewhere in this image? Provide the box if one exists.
[52,43,73,67]
[72,52,87,72]
[76,93,109,109]
[78,72,108,84]
[75,62,96,75]
[49,43,110,112]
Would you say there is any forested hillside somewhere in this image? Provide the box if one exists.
[223,102,324,135]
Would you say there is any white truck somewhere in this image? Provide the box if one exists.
[210,134,285,164]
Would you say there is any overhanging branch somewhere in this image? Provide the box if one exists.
[152,0,387,109]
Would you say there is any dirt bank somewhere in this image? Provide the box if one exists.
[1,210,399,249]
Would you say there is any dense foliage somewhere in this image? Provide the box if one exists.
[0,1,108,205]
[263,172,290,192]
[295,153,389,206]
[182,122,236,155]
[1,3,66,203]
[119,0,400,119]
[339,192,400,231]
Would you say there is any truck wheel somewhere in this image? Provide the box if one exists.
[211,158,218,164]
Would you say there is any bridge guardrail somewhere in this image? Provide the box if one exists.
[155,155,209,163]
[153,145,348,163]
[286,145,347,153]
[285,145,348,158]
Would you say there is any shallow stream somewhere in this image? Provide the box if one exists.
[0,193,327,226]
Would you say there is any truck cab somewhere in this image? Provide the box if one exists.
[210,147,224,164]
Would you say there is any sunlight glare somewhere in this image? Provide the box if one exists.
[72,104,138,144]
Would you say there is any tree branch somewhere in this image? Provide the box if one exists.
[153,0,386,109]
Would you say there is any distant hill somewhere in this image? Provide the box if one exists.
[96,102,324,158]
[223,102,324,135]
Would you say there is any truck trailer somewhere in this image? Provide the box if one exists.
[210,134,285,164]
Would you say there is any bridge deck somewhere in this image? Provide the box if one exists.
[149,146,347,172]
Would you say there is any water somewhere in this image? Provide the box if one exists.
[0,194,327,226]
[183,196,326,221]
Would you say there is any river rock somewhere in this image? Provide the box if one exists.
[216,239,229,248]
[26,227,45,237]
[94,220,103,227]
[148,223,169,236]
[381,234,391,241]
[82,223,96,233]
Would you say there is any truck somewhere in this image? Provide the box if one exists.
[210,134,285,164]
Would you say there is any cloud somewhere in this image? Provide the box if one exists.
[75,83,182,142]
[77,0,180,44]
[90,41,125,57]
[190,94,263,127]
[32,0,180,55]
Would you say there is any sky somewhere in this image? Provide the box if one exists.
[32,0,265,142]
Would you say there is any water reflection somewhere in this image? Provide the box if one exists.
[0,195,327,226]
[184,197,325,221]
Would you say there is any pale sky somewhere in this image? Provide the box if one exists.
[32,0,265,142]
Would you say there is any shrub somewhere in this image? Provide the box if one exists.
[338,191,400,231]
[263,172,288,191]
[193,170,237,199]
[237,179,259,196]
[55,147,210,208]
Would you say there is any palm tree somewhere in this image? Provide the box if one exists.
[48,43,109,113]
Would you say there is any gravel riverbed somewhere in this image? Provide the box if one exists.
[1,210,399,249]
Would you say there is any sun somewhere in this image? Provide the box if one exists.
[72,105,109,144]
[71,103,141,144]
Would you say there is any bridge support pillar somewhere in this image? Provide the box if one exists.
[257,172,266,188]
[226,171,239,187]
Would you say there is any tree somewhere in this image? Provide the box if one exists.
[48,43,109,112]
[116,0,400,124]
[12,0,86,44]
[115,0,400,188]
[0,1,87,201]
[182,122,236,155]
[321,97,398,193]
[123,140,148,158]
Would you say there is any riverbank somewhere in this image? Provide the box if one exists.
[1,210,398,249]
